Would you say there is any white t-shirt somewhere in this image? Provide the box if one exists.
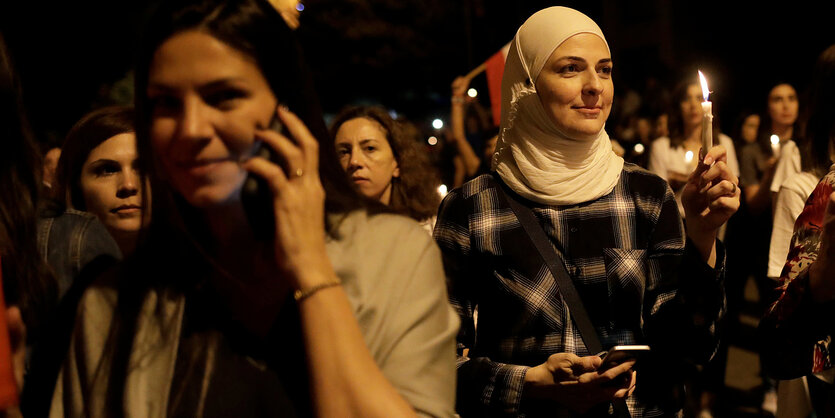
[770,140,802,193]
[767,170,820,278]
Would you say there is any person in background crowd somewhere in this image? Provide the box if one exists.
[331,105,441,230]
[649,79,739,216]
[41,146,61,192]
[54,106,149,257]
[765,81,816,280]
[46,1,458,417]
[653,113,669,140]
[449,76,487,186]
[759,43,835,417]
[762,83,803,202]
[621,113,653,169]
[435,6,736,416]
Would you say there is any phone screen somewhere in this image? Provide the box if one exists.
[598,345,650,372]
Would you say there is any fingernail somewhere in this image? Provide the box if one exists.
[703,155,713,165]
[278,104,289,112]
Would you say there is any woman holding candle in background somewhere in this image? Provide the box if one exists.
[765,80,818,283]
[649,77,740,216]
[761,82,803,198]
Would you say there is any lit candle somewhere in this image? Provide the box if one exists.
[685,150,694,165]
[698,71,713,157]
[770,134,781,159]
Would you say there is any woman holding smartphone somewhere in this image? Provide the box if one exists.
[46,1,457,416]
[434,7,737,416]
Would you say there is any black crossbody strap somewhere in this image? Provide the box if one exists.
[496,180,602,354]
[495,179,631,418]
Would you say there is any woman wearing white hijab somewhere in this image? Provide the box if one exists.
[434,6,738,417]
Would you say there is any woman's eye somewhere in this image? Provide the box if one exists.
[94,163,121,176]
[364,146,376,152]
[205,90,247,108]
[599,66,613,75]
[149,96,180,113]
[559,64,579,73]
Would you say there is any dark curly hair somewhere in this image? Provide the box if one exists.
[331,106,440,222]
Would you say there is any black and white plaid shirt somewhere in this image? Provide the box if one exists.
[434,167,725,417]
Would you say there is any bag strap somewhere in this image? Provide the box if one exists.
[494,178,631,418]
[495,179,602,353]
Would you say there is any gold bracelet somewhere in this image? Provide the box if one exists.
[294,280,341,302]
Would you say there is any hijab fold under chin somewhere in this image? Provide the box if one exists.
[492,6,623,206]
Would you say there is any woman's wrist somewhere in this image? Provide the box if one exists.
[685,224,717,265]
[451,96,465,105]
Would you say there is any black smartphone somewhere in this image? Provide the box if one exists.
[242,116,284,240]
[598,345,650,372]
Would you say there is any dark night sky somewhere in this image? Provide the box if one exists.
[1,0,833,145]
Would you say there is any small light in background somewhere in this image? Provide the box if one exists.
[296,2,304,11]
[432,119,444,130]
[684,150,694,164]
[427,136,438,146]
[388,109,399,119]
[633,143,645,154]
[467,88,478,98]
[437,184,448,198]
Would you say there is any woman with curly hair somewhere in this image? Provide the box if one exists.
[332,106,441,228]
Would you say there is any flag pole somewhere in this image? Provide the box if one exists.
[464,63,486,81]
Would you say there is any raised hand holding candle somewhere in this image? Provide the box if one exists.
[770,135,781,159]
[698,71,713,158]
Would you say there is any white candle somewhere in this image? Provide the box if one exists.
[698,71,713,156]
[770,135,781,159]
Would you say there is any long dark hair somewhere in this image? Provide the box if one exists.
[801,45,835,177]
[667,80,720,149]
[755,81,801,158]
[0,32,56,341]
[54,106,135,210]
[330,106,440,222]
[106,0,371,412]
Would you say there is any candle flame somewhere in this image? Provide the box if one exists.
[698,70,710,101]
[685,150,694,163]
[770,135,780,146]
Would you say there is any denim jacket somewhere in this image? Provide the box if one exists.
[37,204,122,299]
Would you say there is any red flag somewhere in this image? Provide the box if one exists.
[484,42,510,127]
[0,257,18,409]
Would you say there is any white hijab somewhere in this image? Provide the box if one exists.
[493,6,623,205]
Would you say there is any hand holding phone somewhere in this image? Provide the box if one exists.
[598,345,650,372]
[242,117,285,240]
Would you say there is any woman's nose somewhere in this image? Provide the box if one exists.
[583,72,604,96]
[178,99,213,141]
[116,171,139,198]
[348,151,364,170]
